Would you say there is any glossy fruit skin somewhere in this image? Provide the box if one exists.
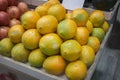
[8,25,25,43]
[61,40,82,61]
[0,0,8,11]
[11,43,30,62]
[48,4,66,22]
[28,49,46,68]
[57,19,77,40]
[80,45,95,67]
[0,38,14,57]
[74,27,89,46]
[89,10,105,28]
[43,55,66,75]
[72,8,89,26]
[0,11,10,26]
[65,60,87,80]
[39,33,62,56]
[36,15,58,34]
[87,36,100,53]
[21,11,40,29]
[0,26,9,40]
[22,29,41,50]
[91,28,105,42]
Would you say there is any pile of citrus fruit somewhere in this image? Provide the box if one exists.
[0,0,110,80]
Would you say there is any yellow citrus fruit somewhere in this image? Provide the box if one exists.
[22,29,41,50]
[86,20,93,34]
[89,10,105,27]
[39,33,62,56]
[74,27,89,45]
[8,25,25,43]
[43,0,60,8]
[28,49,46,68]
[21,11,40,29]
[80,45,95,67]
[48,4,66,22]
[49,0,60,3]
[72,8,89,26]
[91,28,105,42]
[102,21,109,32]
[87,36,100,53]
[61,40,82,62]
[0,38,14,57]
[65,12,72,19]
[36,15,58,34]
[57,19,77,40]
[65,60,87,80]
[43,55,66,75]
[35,5,49,17]
[11,43,30,62]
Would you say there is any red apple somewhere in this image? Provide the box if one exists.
[0,26,10,40]
[9,19,21,27]
[0,0,8,11]
[7,0,18,6]
[17,2,28,14]
[7,6,21,19]
[0,11,10,26]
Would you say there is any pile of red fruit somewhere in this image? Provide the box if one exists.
[0,0,28,40]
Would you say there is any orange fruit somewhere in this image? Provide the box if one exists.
[72,8,89,26]
[36,15,58,34]
[43,55,66,75]
[11,43,30,62]
[28,49,46,67]
[89,10,105,27]
[80,45,95,67]
[0,38,14,57]
[8,25,25,43]
[57,19,77,40]
[87,36,100,53]
[39,33,62,56]
[74,27,89,45]
[43,0,60,8]
[65,60,87,80]
[86,20,93,34]
[48,4,66,22]
[91,28,105,42]
[102,21,109,32]
[22,29,41,50]
[61,40,82,62]
[21,11,40,29]
[35,5,49,16]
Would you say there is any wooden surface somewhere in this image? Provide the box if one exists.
[91,1,120,80]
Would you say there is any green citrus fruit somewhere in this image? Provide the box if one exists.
[8,25,25,43]
[57,19,77,40]
[39,33,62,56]
[22,29,41,50]
[89,10,105,27]
[80,45,95,67]
[61,40,81,61]
[11,43,30,62]
[21,11,40,29]
[28,49,46,67]
[91,28,105,42]
[0,38,14,57]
